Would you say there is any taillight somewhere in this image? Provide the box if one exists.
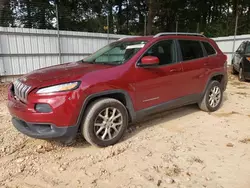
[224,54,228,61]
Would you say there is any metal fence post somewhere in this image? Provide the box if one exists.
[0,29,6,79]
[107,0,110,44]
[231,13,239,63]
[56,2,62,64]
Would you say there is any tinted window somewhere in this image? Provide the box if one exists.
[202,42,216,55]
[179,40,204,61]
[143,40,177,65]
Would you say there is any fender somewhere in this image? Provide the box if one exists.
[202,71,227,97]
[75,89,136,128]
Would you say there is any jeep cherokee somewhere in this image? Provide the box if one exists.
[7,32,228,147]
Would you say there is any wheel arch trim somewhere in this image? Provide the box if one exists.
[202,72,227,96]
[75,89,136,128]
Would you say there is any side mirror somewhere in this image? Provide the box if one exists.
[140,56,159,67]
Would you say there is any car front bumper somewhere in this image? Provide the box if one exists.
[12,117,78,143]
[7,84,84,143]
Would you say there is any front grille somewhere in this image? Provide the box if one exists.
[13,80,31,102]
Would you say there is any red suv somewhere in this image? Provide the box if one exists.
[7,33,228,147]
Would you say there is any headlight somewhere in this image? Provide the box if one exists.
[37,82,80,94]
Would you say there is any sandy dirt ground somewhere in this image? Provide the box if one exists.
[0,73,250,188]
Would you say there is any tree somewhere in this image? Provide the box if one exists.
[0,0,250,37]
[0,0,16,27]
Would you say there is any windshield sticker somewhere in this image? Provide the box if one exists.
[126,43,145,49]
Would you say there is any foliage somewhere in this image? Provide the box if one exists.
[0,0,249,37]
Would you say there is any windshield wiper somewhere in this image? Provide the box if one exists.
[99,61,122,65]
[80,60,95,64]
[81,60,122,65]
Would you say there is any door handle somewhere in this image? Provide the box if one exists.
[204,62,209,66]
[170,68,182,73]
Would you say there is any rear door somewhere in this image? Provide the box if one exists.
[201,41,222,70]
[134,39,184,111]
[177,39,207,95]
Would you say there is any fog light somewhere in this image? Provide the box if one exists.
[35,104,52,113]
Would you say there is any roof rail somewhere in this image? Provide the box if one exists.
[153,32,205,38]
[118,36,138,41]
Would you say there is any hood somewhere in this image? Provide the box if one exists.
[19,61,112,87]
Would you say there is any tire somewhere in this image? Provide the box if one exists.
[238,66,246,82]
[231,65,237,75]
[81,98,128,147]
[199,80,223,112]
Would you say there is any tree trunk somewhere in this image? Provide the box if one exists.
[108,4,113,33]
[0,0,8,25]
[226,2,230,35]
[40,4,46,29]
[26,0,32,28]
[147,0,154,35]
[118,1,122,33]
[232,0,239,17]
[136,0,144,34]
[126,0,129,34]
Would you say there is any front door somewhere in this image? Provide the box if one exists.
[134,40,184,111]
[233,42,246,71]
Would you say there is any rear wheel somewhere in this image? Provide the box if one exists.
[199,80,223,112]
[81,98,128,147]
[239,66,246,82]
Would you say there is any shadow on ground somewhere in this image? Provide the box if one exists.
[72,105,202,148]
[64,91,230,148]
[123,104,200,141]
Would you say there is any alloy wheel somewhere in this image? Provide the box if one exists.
[208,86,221,108]
[94,107,123,141]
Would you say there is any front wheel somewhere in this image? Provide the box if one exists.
[81,98,128,147]
[199,80,223,112]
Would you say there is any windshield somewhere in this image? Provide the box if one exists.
[83,40,147,65]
